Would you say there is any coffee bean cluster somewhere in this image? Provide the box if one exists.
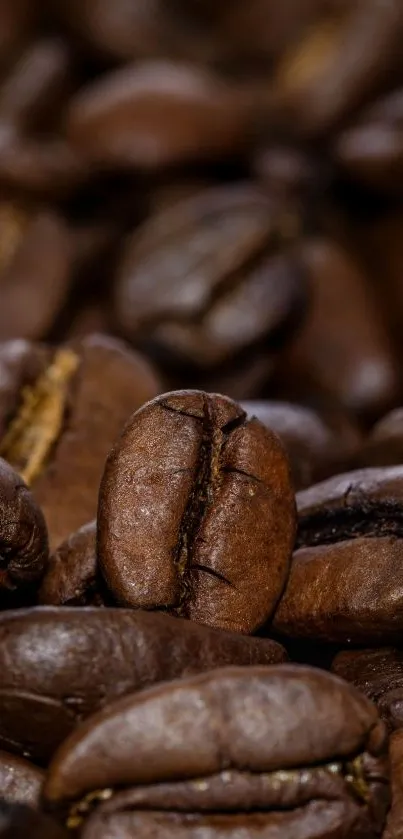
[1,2,403,838]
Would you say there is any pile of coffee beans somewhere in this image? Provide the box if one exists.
[2,1,403,837]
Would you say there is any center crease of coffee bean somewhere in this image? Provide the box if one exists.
[169,398,245,615]
[64,754,371,830]
[0,348,80,485]
[297,502,403,549]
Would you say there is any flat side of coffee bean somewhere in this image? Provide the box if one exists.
[332,648,403,730]
[43,664,385,805]
[0,607,287,760]
[0,750,44,807]
[0,457,48,595]
[38,520,102,606]
[98,390,296,632]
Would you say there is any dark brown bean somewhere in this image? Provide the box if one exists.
[114,183,304,372]
[43,665,388,839]
[273,466,403,643]
[0,334,162,548]
[98,390,296,633]
[0,457,48,601]
[0,606,287,761]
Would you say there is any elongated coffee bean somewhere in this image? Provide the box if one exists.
[0,606,287,760]
[43,665,388,839]
[98,390,296,633]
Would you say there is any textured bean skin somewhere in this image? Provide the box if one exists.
[0,750,43,807]
[98,390,296,633]
[0,457,48,598]
[44,665,388,839]
[0,334,162,549]
[383,729,403,839]
[273,466,403,643]
[0,607,287,761]
[38,520,103,606]
[332,648,403,731]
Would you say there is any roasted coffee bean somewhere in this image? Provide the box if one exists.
[98,390,296,633]
[0,751,43,807]
[0,801,67,839]
[355,211,403,354]
[0,340,49,438]
[0,606,287,761]
[383,729,403,839]
[360,408,403,468]
[273,465,403,643]
[0,131,86,199]
[0,334,161,547]
[38,520,103,607]
[334,86,403,195]
[0,201,73,342]
[242,400,360,490]
[281,237,400,424]
[271,0,403,139]
[0,457,48,603]
[67,61,259,171]
[43,665,389,838]
[332,648,403,731]
[113,184,305,372]
[0,39,72,133]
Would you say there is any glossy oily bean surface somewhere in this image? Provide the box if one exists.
[98,390,296,633]
[0,606,287,761]
[44,665,388,839]
[273,466,403,642]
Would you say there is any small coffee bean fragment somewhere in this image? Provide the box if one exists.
[98,389,296,633]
